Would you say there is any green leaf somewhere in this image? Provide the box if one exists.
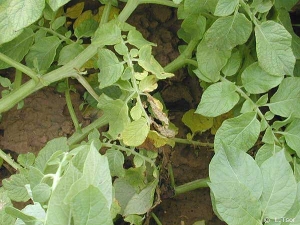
[16,203,45,224]
[74,19,98,39]
[130,104,142,121]
[205,13,252,50]
[269,77,300,118]
[255,144,282,167]
[0,28,34,69]
[122,117,150,147]
[255,21,295,76]
[241,62,284,94]
[214,0,239,16]
[0,0,45,44]
[92,20,122,46]
[51,16,66,31]
[251,0,273,13]
[124,215,144,225]
[114,178,136,215]
[106,149,125,177]
[71,185,113,225]
[196,80,240,117]
[123,180,158,216]
[260,150,297,218]
[58,43,84,65]
[97,94,129,139]
[283,119,300,157]
[222,49,242,76]
[32,183,51,203]
[17,153,35,168]
[0,190,15,225]
[2,174,29,202]
[183,0,218,14]
[127,29,154,49]
[182,109,213,133]
[44,163,81,225]
[97,48,124,88]
[196,40,231,82]
[209,182,261,225]
[139,75,158,92]
[180,14,206,41]
[65,143,113,209]
[138,46,174,79]
[34,137,68,173]
[25,36,61,72]
[209,145,263,199]
[274,0,298,11]
[214,112,260,152]
[47,0,70,11]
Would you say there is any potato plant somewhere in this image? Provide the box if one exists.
[0,0,299,224]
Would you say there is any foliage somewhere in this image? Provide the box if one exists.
[0,0,299,224]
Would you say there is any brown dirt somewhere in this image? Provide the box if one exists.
[0,2,226,225]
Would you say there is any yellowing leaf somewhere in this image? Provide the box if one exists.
[211,111,233,135]
[65,2,85,19]
[122,117,150,146]
[147,130,175,148]
[182,109,213,134]
[93,6,120,23]
[73,10,94,30]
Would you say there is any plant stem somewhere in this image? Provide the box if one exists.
[239,0,259,26]
[100,2,112,25]
[0,149,22,171]
[141,0,178,7]
[13,69,23,90]
[67,115,109,146]
[117,0,140,22]
[0,43,99,113]
[168,163,176,188]
[31,25,70,42]
[151,212,163,225]
[164,39,199,73]
[174,177,210,196]
[65,79,81,132]
[52,152,68,191]
[0,52,39,82]
[75,73,100,103]
[172,137,214,148]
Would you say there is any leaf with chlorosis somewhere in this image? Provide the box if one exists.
[65,2,85,19]
[122,117,150,147]
[196,80,240,117]
[214,0,239,16]
[269,77,300,118]
[241,62,283,94]
[211,111,233,135]
[205,13,252,50]
[214,112,260,152]
[182,109,213,134]
[260,150,297,219]
[255,21,295,76]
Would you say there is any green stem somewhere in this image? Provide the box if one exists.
[52,152,68,191]
[151,212,163,225]
[239,0,259,26]
[67,115,109,146]
[141,0,178,7]
[102,142,156,165]
[100,2,112,25]
[0,149,22,171]
[0,43,100,113]
[117,0,140,22]
[13,69,23,90]
[31,25,70,42]
[168,163,176,188]
[75,73,100,103]
[0,52,39,82]
[174,177,210,196]
[172,137,214,148]
[164,39,199,73]
[65,79,81,132]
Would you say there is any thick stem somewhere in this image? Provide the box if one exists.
[172,137,214,148]
[67,115,109,146]
[174,177,210,196]
[13,69,23,90]
[164,39,199,73]
[0,43,99,113]
[100,2,112,25]
[141,0,178,7]
[117,0,139,22]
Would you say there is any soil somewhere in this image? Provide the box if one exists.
[4,1,295,225]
